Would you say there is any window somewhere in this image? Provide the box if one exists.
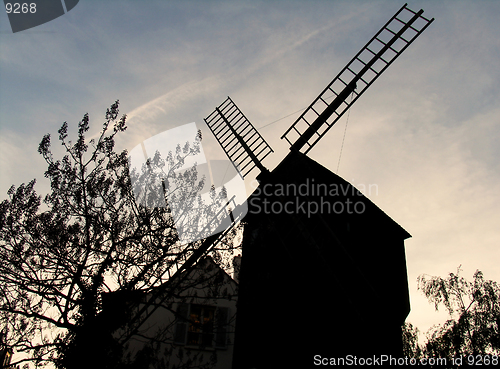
[187,304,215,346]
[174,303,229,349]
[1,348,12,367]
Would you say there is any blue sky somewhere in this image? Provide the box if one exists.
[1,0,500,346]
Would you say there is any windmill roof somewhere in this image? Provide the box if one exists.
[252,150,411,240]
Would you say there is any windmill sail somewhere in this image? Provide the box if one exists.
[281,3,434,154]
[204,97,274,178]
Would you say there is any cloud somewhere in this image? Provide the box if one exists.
[126,75,223,127]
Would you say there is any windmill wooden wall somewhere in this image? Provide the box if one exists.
[232,151,411,368]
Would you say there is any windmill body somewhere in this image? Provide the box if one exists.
[232,151,411,368]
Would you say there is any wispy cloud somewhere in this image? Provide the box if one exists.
[126,75,222,127]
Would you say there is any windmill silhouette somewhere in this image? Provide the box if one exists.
[203,3,433,369]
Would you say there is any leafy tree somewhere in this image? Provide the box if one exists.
[402,322,422,358]
[404,267,500,361]
[0,101,239,368]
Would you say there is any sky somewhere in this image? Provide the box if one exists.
[1,0,499,350]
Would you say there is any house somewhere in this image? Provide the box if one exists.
[109,257,239,369]
[232,151,411,368]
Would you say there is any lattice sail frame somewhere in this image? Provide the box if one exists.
[204,97,274,178]
[281,3,434,154]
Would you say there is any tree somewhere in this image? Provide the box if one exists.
[402,322,422,359]
[0,101,240,368]
[404,267,500,361]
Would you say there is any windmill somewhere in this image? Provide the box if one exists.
[202,4,433,369]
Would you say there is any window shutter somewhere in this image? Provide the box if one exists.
[215,307,229,349]
[174,303,189,345]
